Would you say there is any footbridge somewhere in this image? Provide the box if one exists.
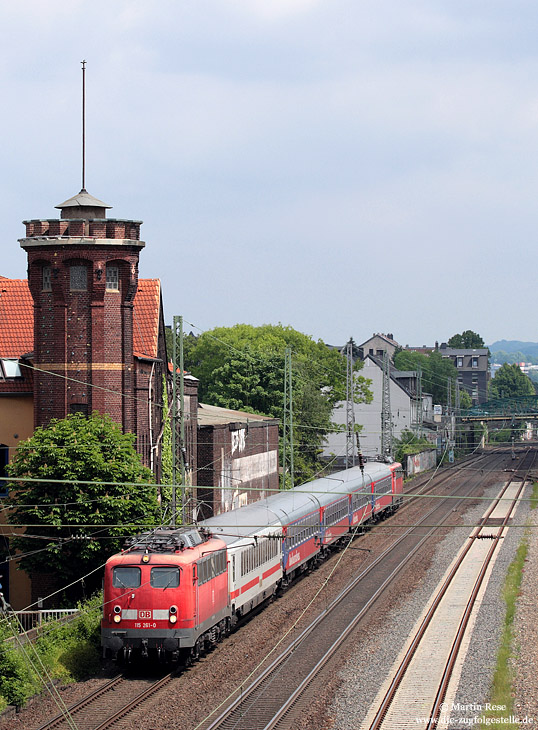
[460,395,538,423]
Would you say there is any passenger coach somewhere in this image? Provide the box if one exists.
[102,460,403,662]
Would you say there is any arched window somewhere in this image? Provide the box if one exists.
[106,265,119,291]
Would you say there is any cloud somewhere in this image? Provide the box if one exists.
[226,0,323,22]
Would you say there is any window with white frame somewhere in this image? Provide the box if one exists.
[456,357,463,368]
[42,266,52,291]
[106,265,119,291]
[472,357,478,368]
[0,359,22,378]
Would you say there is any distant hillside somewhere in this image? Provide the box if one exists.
[489,340,538,365]
[489,340,538,356]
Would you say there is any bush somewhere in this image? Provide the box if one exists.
[0,619,40,707]
[0,593,103,708]
[394,429,435,465]
[34,593,102,682]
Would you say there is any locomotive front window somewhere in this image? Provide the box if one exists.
[151,567,180,588]
[112,566,141,588]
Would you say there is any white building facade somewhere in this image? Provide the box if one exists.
[323,355,435,466]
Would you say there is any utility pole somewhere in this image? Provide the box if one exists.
[283,348,294,489]
[179,315,187,523]
[171,315,187,526]
[381,350,393,461]
[345,339,356,468]
[413,366,423,437]
[446,377,455,462]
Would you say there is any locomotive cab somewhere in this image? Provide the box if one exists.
[101,527,230,663]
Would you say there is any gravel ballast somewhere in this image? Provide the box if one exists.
[325,475,535,730]
[3,457,535,730]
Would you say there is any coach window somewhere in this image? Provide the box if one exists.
[113,566,141,588]
[151,567,179,588]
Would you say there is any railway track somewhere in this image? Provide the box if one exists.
[363,449,535,730]
[195,451,510,730]
[35,671,175,730]
[30,450,510,730]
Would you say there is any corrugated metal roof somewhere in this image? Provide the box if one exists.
[197,402,277,427]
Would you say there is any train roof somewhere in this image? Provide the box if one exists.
[122,526,212,553]
[201,501,281,543]
[201,461,398,536]
[260,490,321,527]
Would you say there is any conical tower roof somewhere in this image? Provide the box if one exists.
[55,189,112,219]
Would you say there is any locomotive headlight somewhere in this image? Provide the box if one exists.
[113,614,121,624]
[169,614,177,624]
[169,605,178,623]
[113,605,121,614]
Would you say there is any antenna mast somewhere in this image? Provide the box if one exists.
[81,59,86,192]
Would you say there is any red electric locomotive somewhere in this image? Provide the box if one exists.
[101,527,231,663]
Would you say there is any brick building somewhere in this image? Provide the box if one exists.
[196,403,279,518]
[0,190,175,608]
[18,190,168,464]
[1,186,171,478]
[1,189,279,607]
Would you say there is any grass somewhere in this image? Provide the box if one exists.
[529,481,538,511]
[482,538,528,728]
[482,483,537,727]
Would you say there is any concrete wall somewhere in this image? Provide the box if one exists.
[405,448,437,475]
[197,421,279,518]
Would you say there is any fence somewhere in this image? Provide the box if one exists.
[13,609,79,633]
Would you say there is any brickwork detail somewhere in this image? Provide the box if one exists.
[23,219,141,240]
[18,203,164,474]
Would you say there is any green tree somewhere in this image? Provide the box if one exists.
[394,429,434,465]
[459,388,472,410]
[7,413,159,599]
[489,363,536,399]
[393,350,458,405]
[185,324,371,482]
[447,330,486,349]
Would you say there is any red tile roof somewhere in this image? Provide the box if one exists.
[133,279,161,359]
[0,276,33,357]
[0,276,161,359]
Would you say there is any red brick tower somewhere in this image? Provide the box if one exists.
[19,190,145,433]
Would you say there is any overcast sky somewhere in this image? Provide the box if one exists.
[1,1,536,348]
